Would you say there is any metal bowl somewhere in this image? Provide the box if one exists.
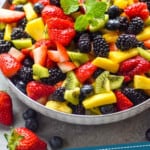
[1,0,150,125]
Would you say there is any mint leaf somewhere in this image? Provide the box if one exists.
[85,0,97,12]
[87,2,107,18]
[75,15,89,31]
[60,0,79,14]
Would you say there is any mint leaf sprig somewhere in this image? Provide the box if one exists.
[60,0,107,31]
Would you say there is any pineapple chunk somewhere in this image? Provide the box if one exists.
[4,24,12,41]
[102,32,118,43]
[109,48,138,63]
[92,57,119,73]
[113,0,128,9]
[134,75,150,89]
[82,91,116,109]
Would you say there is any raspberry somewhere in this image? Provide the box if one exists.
[127,17,144,35]
[121,87,149,105]
[124,2,149,20]
[119,56,150,81]
[0,40,12,54]
[115,90,133,111]
[116,34,138,50]
[139,0,150,11]
[118,16,129,32]
[77,33,91,53]
[92,34,109,57]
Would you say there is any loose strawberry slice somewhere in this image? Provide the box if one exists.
[124,2,149,20]
[32,45,47,66]
[47,50,61,63]
[26,81,55,100]
[0,8,25,23]
[75,61,97,83]
[115,90,133,111]
[42,5,72,23]
[35,39,55,49]
[58,61,77,73]
[38,0,50,6]
[0,53,21,77]
[47,18,76,46]
[8,47,25,62]
[45,56,56,69]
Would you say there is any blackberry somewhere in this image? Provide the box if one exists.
[14,5,24,11]
[136,41,145,49]
[23,108,37,120]
[116,34,138,50]
[93,68,104,79]
[17,18,27,30]
[118,16,129,32]
[11,28,29,40]
[41,67,66,85]
[122,87,149,105]
[0,40,12,53]
[70,104,85,115]
[127,17,144,35]
[78,33,91,53]
[52,87,66,102]
[17,66,33,83]
[22,57,34,67]
[0,31,4,40]
[15,80,27,94]
[25,118,39,132]
[92,35,109,57]
[50,0,60,7]
[100,104,117,114]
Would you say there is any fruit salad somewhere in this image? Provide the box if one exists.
[0,0,150,115]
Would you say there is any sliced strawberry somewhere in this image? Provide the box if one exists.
[47,18,76,46]
[47,50,61,63]
[38,0,50,6]
[0,8,25,23]
[45,56,56,69]
[0,53,21,78]
[58,61,77,73]
[75,61,97,83]
[32,45,47,66]
[8,47,25,62]
[26,81,55,100]
[115,90,133,111]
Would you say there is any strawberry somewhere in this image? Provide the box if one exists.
[5,127,47,150]
[0,53,21,78]
[26,81,55,100]
[119,56,150,81]
[45,56,56,69]
[32,45,47,66]
[114,90,133,111]
[42,5,72,23]
[38,0,50,6]
[35,39,55,49]
[0,91,13,126]
[124,2,149,20]
[47,18,76,46]
[0,8,25,23]
[75,61,97,83]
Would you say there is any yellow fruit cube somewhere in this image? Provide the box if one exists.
[82,91,116,109]
[92,57,119,73]
[4,24,12,41]
[102,32,118,43]
[134,75,150,89]
[136,27,150,41]
[109,48,138,63]
[114,0,128,9]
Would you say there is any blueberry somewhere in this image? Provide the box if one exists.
[107,5,122,19]
[49,136,64,149]
[145,128,150,141]
[100,104,117,114]
[106,19,120,30]
[15,80,26,94]
[80,84,94,97]
[33,3,44,14]
[23,108,37,120]
[14,5,24,11]
[25,118,39,132]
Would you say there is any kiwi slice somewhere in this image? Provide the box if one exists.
[108,74,124,90]
[68,51,89,65]
[138,47,150,61]
[65,71,80,90]
[32,64,49,80]
[64,87,80,105]
[95,71,110,94]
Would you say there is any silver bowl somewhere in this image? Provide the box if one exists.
[1,0,150,125]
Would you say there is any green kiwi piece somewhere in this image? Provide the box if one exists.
[95,71,110,94]
[32,64,49,80]
[64,87,80,105]
[108,74,124,90]
[67,51,89,65]
[12,38,32,49]
[138,47,150,61]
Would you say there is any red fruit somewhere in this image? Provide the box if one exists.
[115,90,133,111]
[119,56,150,81]
[45,56,56,69]
[75,61,97,83]
[5,127,47,150]
[35,39,55,49]
[32,45,47,66]
[0,91,13,126]
[47,18,76,46]
[0,53,21,77]
[42,5,71,23]
[26,81,55,100]
[38,0,50,6]
[124,2,149,20]
[0,8,25,23]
